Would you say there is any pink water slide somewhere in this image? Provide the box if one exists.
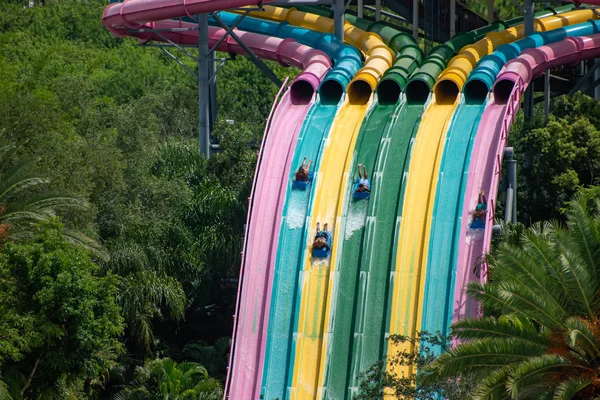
[453,34,600,323]
[102,5,333,398]
[103,0,275,37]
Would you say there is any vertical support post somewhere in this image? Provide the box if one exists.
[412,0,418,41]
[358,0,363,18]
[505,147,517,223]
[450,0,456,38]
[198,14,211,158]
[544,70,550,121]
[488,0,494,23]
[375,0,381,21]
[595,58,600,100]
[523,0,534,121]
[209,57,217,130]
[333,0,344,42]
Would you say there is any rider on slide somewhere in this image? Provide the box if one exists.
[295,157,312,183]
[356,164,371,194]
[313,222,330,251]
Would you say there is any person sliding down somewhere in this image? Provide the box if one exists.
[356,164,371,193]
[313,222,330,251]
[471,190,487,227]
[295,157,312,183]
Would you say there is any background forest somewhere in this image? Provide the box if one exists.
[2,0,600,399]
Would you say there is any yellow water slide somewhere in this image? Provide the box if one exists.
[240,6,394,398]
[387,7,599,382]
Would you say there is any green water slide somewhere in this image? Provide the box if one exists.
[323,15,514,398]
[298,14,424,399]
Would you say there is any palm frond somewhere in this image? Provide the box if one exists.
[451,316,550,347]
[62,229,109,261]
[553,228,598,319]
[424,338,545,380]
[0,176,49,203]
[564,317,600,361]
[470,367,511,400]
[552,377,592,400]
[491,243,569,322]
[506,355,572,397]
[565,196,600,284]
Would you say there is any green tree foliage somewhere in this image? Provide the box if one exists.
[0,0,301,392]
[114,358,222,400]
[510,93,600,224]
[0,220,123,399]
[0,142,107,257]
[357,332,475,400]
[424,195,600,399]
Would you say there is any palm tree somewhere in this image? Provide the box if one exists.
[113,358,223,400]
[424,196,600,399]
[0,143,106,258]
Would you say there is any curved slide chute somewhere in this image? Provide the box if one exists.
[423,13,600,349]
[388,7,596,379]
[211,12,363,101]
[238,8,395,398]
[454,33,600,330]
[315,16,423,399]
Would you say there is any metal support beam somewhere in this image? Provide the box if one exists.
[158,46,198,80]
[212,14,283,88]
[488,0,494,23]
[358,0,363,18]
[595,58,600,100]
[207,10,250,55]
[198,14,211,158]
[505,147,517,224]
[375,0,381,21]
[569,59,600,95]
[209,56,217,130]
[523,0,535,121]
[412,0,419,41]
[333,0,345,42]
[450,0,456,38]
[544,70,550,121]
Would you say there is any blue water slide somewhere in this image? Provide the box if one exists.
[211,12,362,100]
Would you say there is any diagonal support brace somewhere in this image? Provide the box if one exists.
[207,9,252,55]
[211,14,283,88]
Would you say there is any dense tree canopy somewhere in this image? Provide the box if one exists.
[0,0,296,395]
[0,220,123,398]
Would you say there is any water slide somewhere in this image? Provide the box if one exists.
[237,8,396,398]
[423,8,598,343]
[102,2,600,398]
[454,25,600,328]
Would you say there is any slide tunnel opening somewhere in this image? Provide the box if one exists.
[319,80,344,105]
[377,80,402,105]
[348,80,373,105]
[405,80,430,104]
[463,80,489,104]
[434,80,460,105]
[492,79,515,105]
[290,80,316,105]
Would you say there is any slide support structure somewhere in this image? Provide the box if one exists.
[198,14,211,157]
[212,14,283,88]
[334,0,345,41]
[505,147,517,223]
[523,0,535,120]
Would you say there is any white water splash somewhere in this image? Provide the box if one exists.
[286,190,310,229]
[345,200,368,240]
